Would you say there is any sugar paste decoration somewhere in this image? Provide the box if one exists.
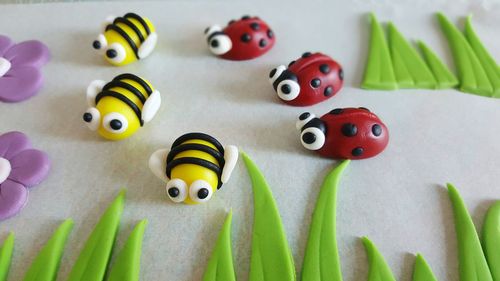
[297,108,389,160]
[204,15,275,60]
[92,13,157,66]
[0,131,50,221]
[413,254,438,281]
[417,41,459,89]
[483,202,500,280]
[0,35,50,103]
[83,73,161,141]
[362,237,397,281]
[0,233,14,281]
[149,133,238,204]
[269,52,344,106]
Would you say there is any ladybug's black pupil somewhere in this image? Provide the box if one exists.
[110,119,122,130]
[92,40,101,49]
[106,49,117,58]
[198,188,209,199]
[281,84,292,94]
[168,187,180,198]
[83,113,92,123]
[204,27,209,34]
[302,132,316,144]
[299,112,311,120]
[269,68,277,78]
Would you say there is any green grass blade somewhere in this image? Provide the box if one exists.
[107,219,148,281]
[412,254,438,281]
[0,233,14,281]
[202,211,236,281]
[417,41,459,89]
[22,219,74,281]
[436,13,493,96]
[361,13,398,90]
[447,183,493,281]
[67,190,126,281]
[242,152,296,281]
[388,23,437,89]
[301,160,350,281]
[482,202,500,280]
[362,237,396,281]
[464,16,500,97]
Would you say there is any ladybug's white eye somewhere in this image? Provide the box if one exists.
[166,179,188,203]
[189,180,213,203]
[83,107,101,131]
[269,65,286,84]
[208,34,232,56]
[277,79,300,101]
[103,112,128,134]
[92,34,107,51]
[300,127,325,150]
[106,43,126,63]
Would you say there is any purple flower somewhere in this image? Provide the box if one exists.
[0,131,50,220]
[0,35,50,103]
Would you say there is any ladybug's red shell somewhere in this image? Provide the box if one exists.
[318,108,388,159]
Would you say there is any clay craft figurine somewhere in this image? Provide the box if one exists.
[83,73,161,141]
[269,52,344,106]
[296,108,389,159]
[204,15,275,60]
[92,12,157,66]
[149,133,238,204]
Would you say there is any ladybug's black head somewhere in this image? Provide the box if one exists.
[205,25,232,55]
[296,112,326,151]
[269,65,300,102]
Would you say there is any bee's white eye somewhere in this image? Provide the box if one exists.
[300,127,325,150]
[83,107,101,131]
[92,34,107,51]
[208,34,232,55]
[277,79,300,101]
[103,112,128,134]
[269,65,286,84]
[189,180,213,203]
[106,43,126,63]
[166,179,188,203]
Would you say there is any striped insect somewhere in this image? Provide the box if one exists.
[92,12,158,66]
[149,133,238,204]
[83,73,161,140]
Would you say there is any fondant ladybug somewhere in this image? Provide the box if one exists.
[296,108,389,159]
[204,15,275,60]
[269,52,344,106]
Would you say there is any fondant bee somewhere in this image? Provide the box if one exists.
[149,133,238,204]
[92,12,157,66]
[83,73,161,141]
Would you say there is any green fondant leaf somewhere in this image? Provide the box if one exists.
[67,190,126,281]
[202,211,236,281]
[0,233,14,281]
[482,202,500,280]
[417,41,459,89]
[412,254,438,281]
[107,219,148,281]
[301,160,350,281]
[437,13,493,96]
[242,152,296,281]
[388,23,437,89]
[361,13,398,90]
[362,237,397,281]
[447,183,493,281]
[464,16,500,98]
[23,219,74,281]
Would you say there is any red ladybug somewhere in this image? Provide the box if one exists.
[296,108,389,159]
[204,15,275,60]
[269,52,344,106]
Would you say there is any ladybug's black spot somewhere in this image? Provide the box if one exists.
[341,123,358,137]
[302,52,312,58]
[281,84,292,94]
[83,113,92,122]
[339,68,344,80]
[310,78,321,88]
[288,60,296,67]
[269,68,277,78]
[319,64,330,74]
[359,107,370,112]
[267,29,274,39]
[241,33,252,43]
[168,187,180,198]
[228,20,236,25]
[210,39,219,48]
[372,124,382,136]
[250,22,260,30]
[299,112,311,121]
[330,108,343,115]
[259,39,267,48]
[324,86,333,96]
[302,132,316,144]
[198,188,210,199]
[92,40,101,49]
[352,147,364,157]
[204,27,210,34]
[242,15,251,20]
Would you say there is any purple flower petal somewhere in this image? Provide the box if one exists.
[9,149,50,187]
[0,35,14,56]
[0,179,28,221]
[0,66,43,102]
[0,131,31,159]
[4,40,50,68]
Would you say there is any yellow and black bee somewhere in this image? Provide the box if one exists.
[83,73,161,140]
[149,133,238,204]
[92,12,157,66]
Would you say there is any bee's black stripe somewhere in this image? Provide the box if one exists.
[124,13,151,35]
[171,133,225,154]
[95,90,144,126]
[113,73,152,96]
[103,80,146,105]
[167,143,225,167]
[207,31,224,43]
[113,17,145,42]
[105,24,139,58]
[166,157,222,189]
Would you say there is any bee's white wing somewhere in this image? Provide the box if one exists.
[86,80,106,107]
[149,148,170,183]
[138,32,157,59]
[142,90,161,124]
[221,145,238,183]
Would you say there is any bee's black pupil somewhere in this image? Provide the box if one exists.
[92,40,101,49]
[198,188,209,199]
[168,187,180,198]
[281,84,292,94]
[106,49,117,58]
[83,113,92,122]
[110,119,122,130]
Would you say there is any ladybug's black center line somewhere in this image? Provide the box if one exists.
[168,187,180,198]
[272,70,298,91]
